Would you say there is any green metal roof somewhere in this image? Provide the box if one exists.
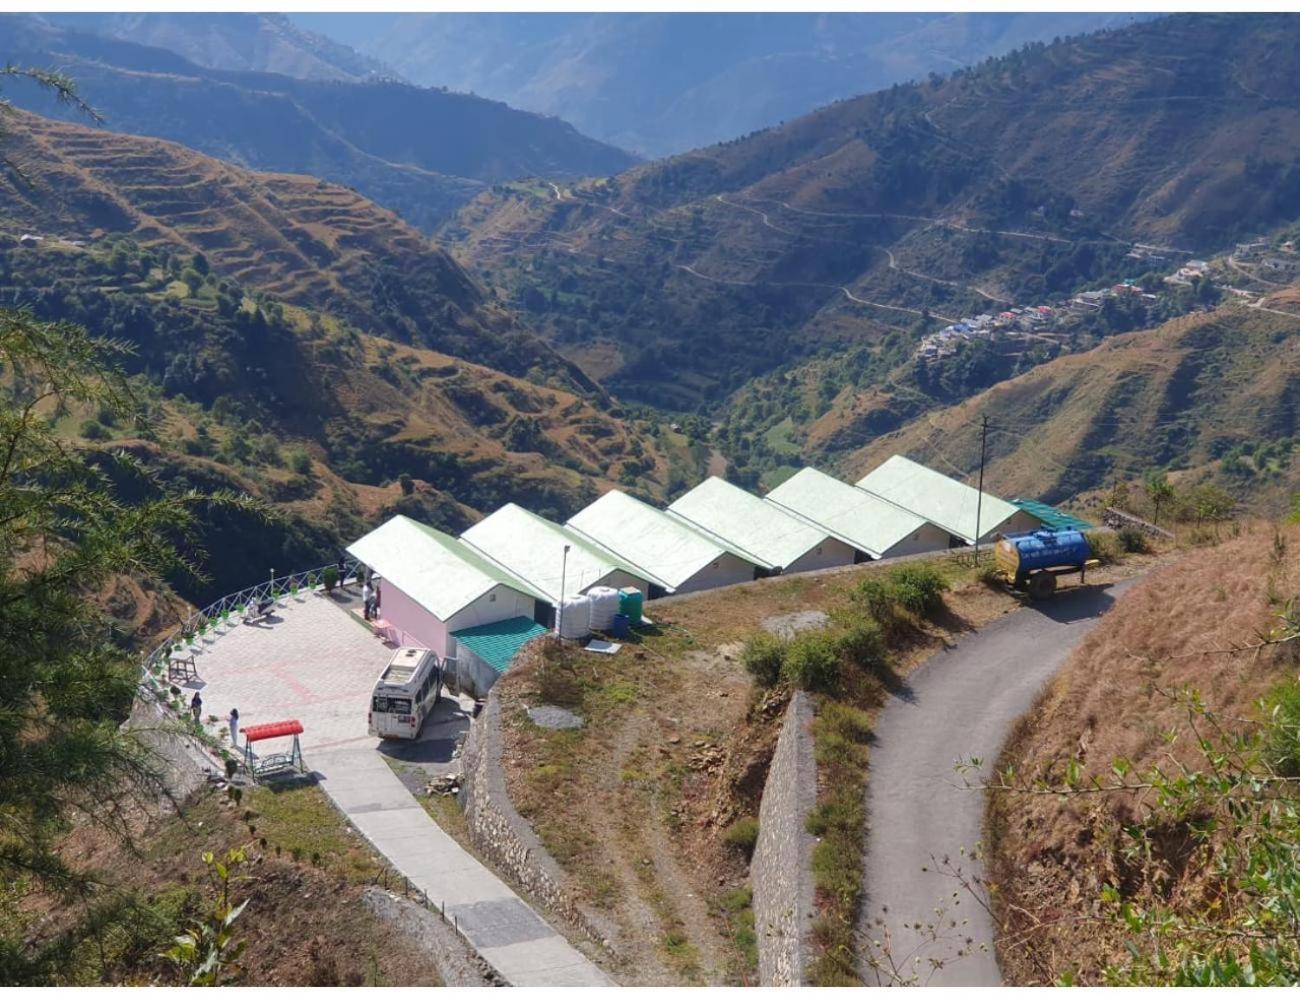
[347,515,547,619]
[1008,498,1095,532]
[856,455,1022,544]
[450,616,550,675]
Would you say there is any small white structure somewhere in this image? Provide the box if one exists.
[766,468,950,559]
[856,455,1040,545]
[567,490,760,595]
[668,476,855,574]
[461,503,650,603]
[347,515,546,662]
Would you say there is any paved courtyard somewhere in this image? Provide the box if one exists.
[170,588,611,986]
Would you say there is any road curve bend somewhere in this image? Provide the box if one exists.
[859,579,1140,986]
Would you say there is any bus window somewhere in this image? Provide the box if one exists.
[372,695,411,715]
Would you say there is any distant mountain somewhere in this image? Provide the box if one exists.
[41,12,398,82]
[2,15,637,231]
[0,110,672,599]
[441,13,1300,411]
[294,12,1147,156]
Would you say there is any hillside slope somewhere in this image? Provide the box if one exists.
[0,111,673,600]
[0,109,594,387]
[2,15,636,230]
[988,524,1300,983]
[844,303,1300,513]
[443,13,1300,408]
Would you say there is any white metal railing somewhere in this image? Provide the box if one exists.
[138,558,364,711]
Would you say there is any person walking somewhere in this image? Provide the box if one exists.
[362,579,374,621]
[190,691,203,724]
[229,707,240,746]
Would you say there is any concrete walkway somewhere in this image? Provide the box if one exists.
[859,579,1139,986]
[316,749,612,986]
[181,592,611,986]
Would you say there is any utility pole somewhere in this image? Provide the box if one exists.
[556,544,571,638]
[974,415,989,565]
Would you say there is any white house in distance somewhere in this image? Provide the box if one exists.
[856,454,1040,544]
[567,490,761,595]
[461,502,651,603]
[667,476,856,575]
[765,467,951,559]
[346,514,548,661]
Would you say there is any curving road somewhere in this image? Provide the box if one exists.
[859,579,1139,986]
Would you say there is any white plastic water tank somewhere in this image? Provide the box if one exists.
[558,595,592,640]
[586,586,621,632]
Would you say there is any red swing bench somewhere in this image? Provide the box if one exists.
[241,719,305,782]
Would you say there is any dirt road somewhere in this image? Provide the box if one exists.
[859,579,1140,986]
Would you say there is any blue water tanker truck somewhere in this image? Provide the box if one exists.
[994,528,1098,600]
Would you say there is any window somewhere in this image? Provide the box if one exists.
[372,696,411,715]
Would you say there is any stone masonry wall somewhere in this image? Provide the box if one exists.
[458,688,609,951]
[752,690,816,986]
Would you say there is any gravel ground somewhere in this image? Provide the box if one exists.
[761,609,829,638]
[362,886,500,987]
[526,704,586,730]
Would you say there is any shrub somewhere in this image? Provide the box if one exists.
[741,632,787,687]
[887,564,949,616]
[723,816,760,856]
[322,566,339,594]
[79,419,110,441]
[1086,531,1121,565]
[287,448,312,475]
[836,614,887,674]
[1117,525,1151,553]
[782,631,842,695]
[398,472,415,496]
[851,577,895,621]
[1264,680,1300,777]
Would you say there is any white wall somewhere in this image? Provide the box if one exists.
[587,570,649,598]
[881,521,953,559]
[676,551,758,594]
[784,536,857,575]
[997,510,1043,537]
[380,582,449,657]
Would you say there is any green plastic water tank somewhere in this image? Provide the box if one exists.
[618,587,643,624]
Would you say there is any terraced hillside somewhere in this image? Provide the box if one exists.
[846,302,1300,513]
[442,13,1300,409]
[3,14,636,230]
[1,109,597,388]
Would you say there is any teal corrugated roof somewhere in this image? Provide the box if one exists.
[451,616,549,675]
[1009,499,1095,531]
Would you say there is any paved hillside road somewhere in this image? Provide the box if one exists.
[859,578,1140,986]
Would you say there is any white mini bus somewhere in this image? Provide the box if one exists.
[368,646,442,740]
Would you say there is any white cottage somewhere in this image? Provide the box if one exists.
[346,515,547,661]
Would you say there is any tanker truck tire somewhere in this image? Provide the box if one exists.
[1027,571,1057,601]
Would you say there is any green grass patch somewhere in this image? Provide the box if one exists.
[720,886,758,981]
[763,417,802,456]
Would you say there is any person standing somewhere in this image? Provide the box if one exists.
[229,707,240,746]
[362,579,374,621]
[373,580,382,619]
[191,690,203,724]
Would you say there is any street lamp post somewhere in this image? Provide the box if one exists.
[556,544,571,638]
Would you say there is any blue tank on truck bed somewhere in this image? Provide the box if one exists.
[994,528,1098,600]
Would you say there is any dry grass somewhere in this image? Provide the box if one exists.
[13,781,443,986]
[988,521,1300,984]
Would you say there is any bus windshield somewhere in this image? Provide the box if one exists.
[372,695,412,715]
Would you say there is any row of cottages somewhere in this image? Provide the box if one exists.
[347,456,1042,695]
[567,490,761,595]
[855,455,1039,544]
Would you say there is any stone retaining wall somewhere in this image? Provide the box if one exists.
[458,688,610,951]
[752,690,816,986]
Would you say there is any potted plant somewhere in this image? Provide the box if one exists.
[323,566,339,596]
